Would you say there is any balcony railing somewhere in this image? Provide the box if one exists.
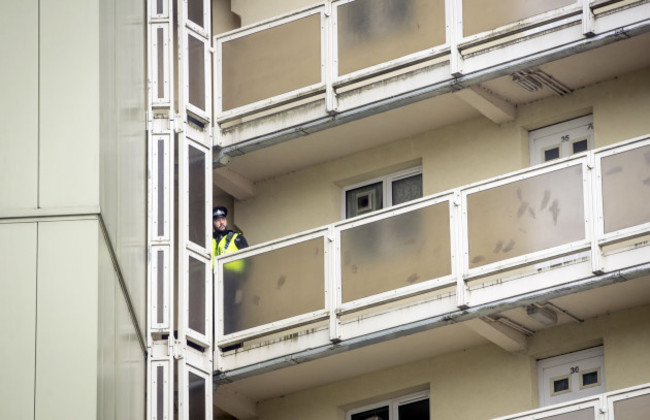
[212,135,650,369]
[492,382,650,420]
[213,0,650,147]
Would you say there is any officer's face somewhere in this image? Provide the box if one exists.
[214,217,228,232]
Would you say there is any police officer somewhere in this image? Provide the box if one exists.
[212,206,249,267]
[213,206,249,335]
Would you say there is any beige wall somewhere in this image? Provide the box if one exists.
[231,0,321,26]
[236,68,650,244]
[256,304,650,420]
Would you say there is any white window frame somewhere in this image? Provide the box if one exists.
[529,115,594,166]
[346,390,430,420]
[537,346,605,407]
[341,166,423,219]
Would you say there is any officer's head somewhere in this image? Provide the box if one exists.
[213,206,228,232]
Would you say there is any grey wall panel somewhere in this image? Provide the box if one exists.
[0,1,38,211]
[35,220,99,419]
[116,279,146,419]
[99,0,147,334]
[98,236,117,420]
[0,223,37,420]
[39,0,100,209]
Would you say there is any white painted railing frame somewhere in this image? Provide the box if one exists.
[212,0,638,135]
[213,135,650,365]
[215,227,331,347]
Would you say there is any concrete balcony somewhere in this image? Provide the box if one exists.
[212,134,650,389]
[213,0,650,174]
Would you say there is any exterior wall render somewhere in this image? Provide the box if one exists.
[255,304,650,420]
[235,67,650,245]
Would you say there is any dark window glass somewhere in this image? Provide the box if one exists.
[188,372,205,420]
[188,145,206,246]
[554,378,570,393]
[346,182,383,218]
[398,398,429,419]
[351,406,389,420]
[582,371,599,386]
[572,139,588,154]
[392,174,422,205]
[544,147,560,162]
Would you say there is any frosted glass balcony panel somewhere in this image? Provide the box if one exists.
[613,393,650,420]
[463,0,575,36]
[188,34,206,111]
[341,202,451,303]
[222,237,325,335]
[188,256,206,335]
[188,144,206,247]
[221,14,321,111]
[467,165,585,269]
[540,408,594,420]
[337,0,446,76]
[601,144,650,234]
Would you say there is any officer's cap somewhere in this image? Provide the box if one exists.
[213,206,227,219]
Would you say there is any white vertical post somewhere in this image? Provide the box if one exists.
[582,0,595,37]
[147,0,177,419]
[453,190,469,308]
[324,1,337,114]
[177,0,214,418]
[328,226,342,342]
[589,152,605,274]
[447,0,464,77]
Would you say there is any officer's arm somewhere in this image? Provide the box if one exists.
[235,234,249,249]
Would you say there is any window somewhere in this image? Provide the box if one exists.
[347,391,429,420]
[537,346,605,407]
[529,115,593,165]
[343,167,423,218]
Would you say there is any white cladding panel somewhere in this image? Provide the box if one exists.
[99,0,147,334]
[0,1,38,211]
[35,220,99,419]
[0,223,37,419]
[39,0,100,209]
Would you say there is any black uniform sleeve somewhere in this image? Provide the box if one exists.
[235,234,249,249]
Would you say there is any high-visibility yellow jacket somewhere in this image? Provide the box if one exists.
[212,231,245,273]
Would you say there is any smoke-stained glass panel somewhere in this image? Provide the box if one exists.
[221,14,321,110]
[221,238,325,335]
[601,144,650,233]
[467,165,585,268]
[338,0,445,75]
[341,202,451,302]
[463,0,574,36]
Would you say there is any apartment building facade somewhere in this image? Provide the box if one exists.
[2,1,650,420]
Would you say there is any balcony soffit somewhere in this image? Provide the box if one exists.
[217,31,650,188]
